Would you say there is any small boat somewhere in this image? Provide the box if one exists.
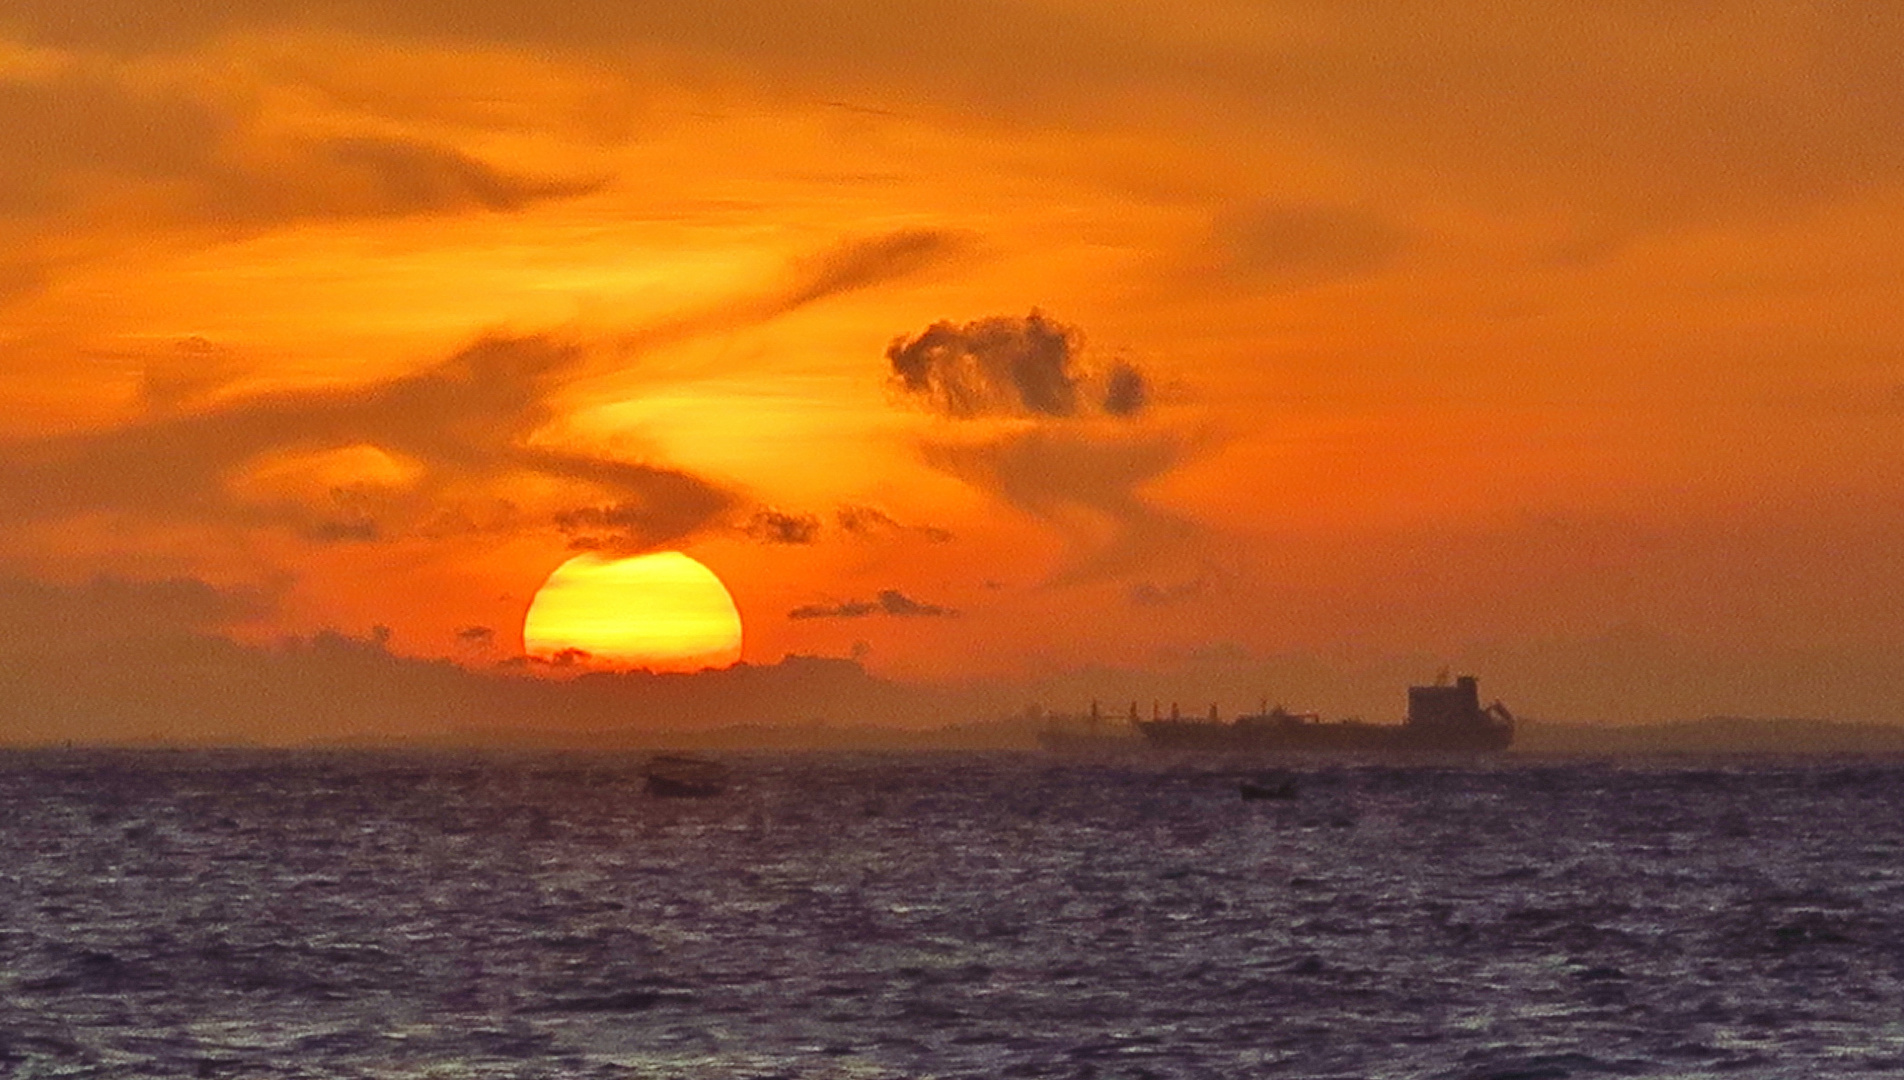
[643,755,727,798]
[1239,773,1299,800]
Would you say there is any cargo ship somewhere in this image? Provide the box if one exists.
[1137,675,1514,753]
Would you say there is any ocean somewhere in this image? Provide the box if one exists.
[2,750,1901,1078]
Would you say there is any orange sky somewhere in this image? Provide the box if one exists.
[6,2,1904,728]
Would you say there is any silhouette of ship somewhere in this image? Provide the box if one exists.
[1137,675,1514,753]
[1035,701,1143,754]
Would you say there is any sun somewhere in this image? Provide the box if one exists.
[523,552,743,671]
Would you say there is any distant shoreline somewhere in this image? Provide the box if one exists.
[1512,716,1904,756]
[8,715,1904,755]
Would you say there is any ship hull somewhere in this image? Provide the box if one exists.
[1037,730,1143,754]
[1137,720,1512,754]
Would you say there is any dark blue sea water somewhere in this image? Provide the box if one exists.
[3,751,1903,1078]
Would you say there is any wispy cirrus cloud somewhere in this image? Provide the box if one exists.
[13,0,1903,235]
[1208,201,1410,289]
[0,227,975,559]
[0,336,682,544]
[920,426,1199,585]
[0,69,603,228]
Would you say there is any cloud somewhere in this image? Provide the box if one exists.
[140,337,252,414]
[920,427,1198,583]
[73,574,277,628]
[0,70,601,227]
[228,134,607,222]
[777,229,975,314]
[881,310,1196,582]
[532,451,738,553]
[0,574,979,742]
[0,71,224,218]
[611,229,977,357]
[14,0,1904,233]
[835,504,953,543]
[887,310,1146,420]
[0,335,561,522]
[16,0,1904,233]
[1102,362,1147,417]
[0,573,278,656]
[888,310,1077,418]
[742,508,821,545]
[0,335,737,553]
[0,223,965,563]
[788,589,957,620]
[1212,202,1410,288]
[305,517,381,544]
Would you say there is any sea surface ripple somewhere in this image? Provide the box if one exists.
[2,751,1902,1078]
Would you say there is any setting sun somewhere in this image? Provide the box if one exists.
[523,552,743,671]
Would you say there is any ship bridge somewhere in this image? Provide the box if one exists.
[1406,676,1513,731]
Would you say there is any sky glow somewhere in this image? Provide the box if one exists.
[6,1,1904,736]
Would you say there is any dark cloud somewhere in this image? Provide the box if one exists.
[0,223,964,557]
[788,589,956,620]
[531,451,737,553]
[887,310,1147,420]
[305,517,381,544]
[742,508,821,545]
[882,310,1195,582]
[835,504,953,543]
[835,504,898,535]
[920,428,1198,583]
[1213,202,1410,288]
[875,590,954,617]
[789,598,879,619]
[1,335,561,521]
[0,335,738,553]
[525,646,594,668]
[778,229,974,313]
[239,135,607,221]
[549,488,733,554]
[612,229,977,357]
[1103,362,1147,416]
[455,625,495,645]
[888,310,1077,417]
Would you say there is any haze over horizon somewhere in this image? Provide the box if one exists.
[6,2,1904,743]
